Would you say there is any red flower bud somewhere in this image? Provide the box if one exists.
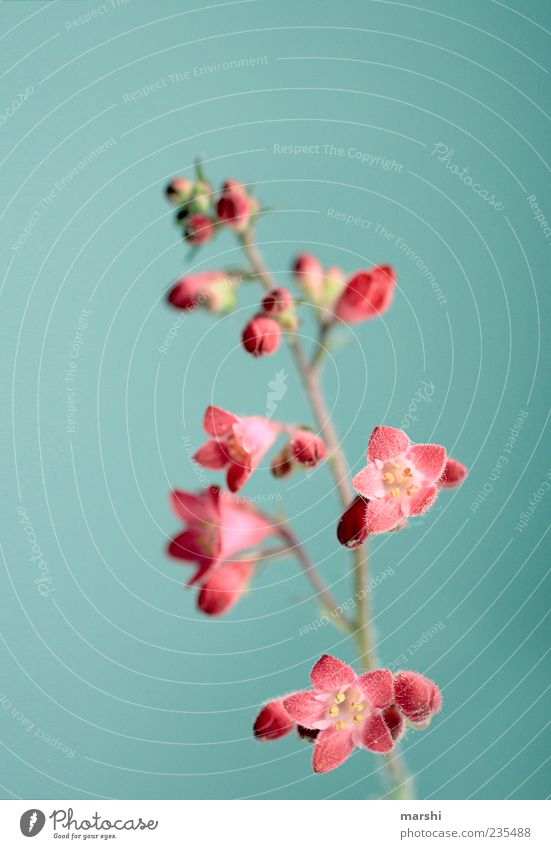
[262,287,294,316]
[334,265,396,324]
[394,671,442,726]
[271,444,294,479]
[290,429,326,467]
[184,213,214,244]
[217,179,252,231]
[242,314,281,357]
[439,457,467,488]
[254,700,294,741]
[337,495,369,548]
[165,177,194,204]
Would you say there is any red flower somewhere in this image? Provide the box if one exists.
[184,213,214,244]
[194,405,279,492]
[293,253,324,301]
[197,560,255,616]
[242,314,281,357]
[439,457,468,488]
[334,265,396,324]
[167,485,273,590]
[290,429,326,467]
[253,700,294,741]
[253,655,442,773]
[216,179,253,231]
[349,426,447,535]
[167,271,236,313]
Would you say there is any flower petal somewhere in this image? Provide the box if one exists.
[169,489,213,524]
[408,444,447,482]
[312,728,355,774]
[310,654,356,691]
[254,700,295,741]
[352,464,385,499]
[197,560,254,616]
[193,440,228,470]
[439,458,468,488]
[367,426,410,462]
[203,405,239,438]
[167,530,202,562]
[364,499,403,534]
[283,691,326,727]
[361,713,395,753]
[382,705,405,741]
[358,669,394,710]
[337,496,369,548]
[409,485,438,516]
[226,461,252,492]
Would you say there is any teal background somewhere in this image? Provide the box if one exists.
[1,0,550,800]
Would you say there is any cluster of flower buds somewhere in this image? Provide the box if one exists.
[242,287,297,357]
[254,654,442,774]
[337,426,468,546]
[293,252,396,325]
[166,169,259,247]
[271,428,327,478]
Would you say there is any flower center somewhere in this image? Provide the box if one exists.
[327,687,365,731]
[381,460,419,499]
[226,432,249,465]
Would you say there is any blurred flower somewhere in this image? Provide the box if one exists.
[348,426,447,535]
[334,265,396,324]
[196,559,255,616]
[242,314,281,357]
[217,179,253,231]
[439,457,468,488]
[167,271,237,313]
[293,253,324,302]
[184,213,215,245]
[167,485,273,587]
[194,405,279,492]
[165,177,194,204]
[262,287,294,316]
[290,429,326,468]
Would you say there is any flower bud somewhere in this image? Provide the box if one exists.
[254,700,294,741]
[242,314,281,357]
[394,671,442,726]
[217,179,252,231]
[165,177,194,204]
[334,265,396,324]
[187,180,213,214]
[293,253,324,302]
[184,213,214,245]
[322,265,346,305]
[271,444,294,479]
[439,458,467,488]
[262,287,294,316]
[337,495,369,548]
[167,271,236,313]
[290,429,326,467]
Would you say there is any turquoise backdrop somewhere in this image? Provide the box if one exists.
[1,0,550,800]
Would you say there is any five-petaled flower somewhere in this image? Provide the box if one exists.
[349,426,448,535]
[194,405,279,492]
[167,485,273,596]
[253,655,441,773]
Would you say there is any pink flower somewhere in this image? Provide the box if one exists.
[167,271,236,313]
[242,314,281,357]
[165,177,194,204]
[184,213,214,244]
[293,253,324,301]
[253,656,442,773]
[167,485,273,588]
[216,179,253,231]
[336,495,369,548]
[439,457,468,488]
[194,405,279,492]
[290,429,326,467]
[334,265,396,324]
[254,700,294,741]
[350,426,447,535]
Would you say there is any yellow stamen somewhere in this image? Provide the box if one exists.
[335,693,346,704]
[351,703,364,711]
[353,715,364,724]
[403,467,412,477]
[329,706,339,717]
[383,472,395,483]
[390,487,400,498]
[407,485,418,496]
[335,721,347,731]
